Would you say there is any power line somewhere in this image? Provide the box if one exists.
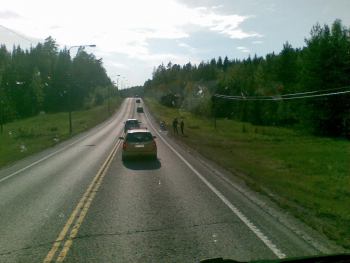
[214,88,350,101]
[216,86,350,99]
[279,86,350,98]
[0,24,36,45]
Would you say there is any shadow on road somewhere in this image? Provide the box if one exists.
[122,159,161,170]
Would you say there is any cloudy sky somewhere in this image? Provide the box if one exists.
[0,0,349,87]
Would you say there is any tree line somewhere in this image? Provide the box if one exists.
[119,86,144,98]
[144,20,350,137]
[0,37,114,123]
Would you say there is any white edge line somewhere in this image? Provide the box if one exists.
[197,159,329,254]
[144,108,286,259]
[0,100,129,184]
[0,135,89,184]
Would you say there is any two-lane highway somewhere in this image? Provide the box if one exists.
[0,99,134,262]
[0,98,338,262]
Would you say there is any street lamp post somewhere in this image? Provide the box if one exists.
[67,44,96,135]
[107,74,120,116]
[115,75,120,90]
[110,74,120,115]
[122,77,127,90]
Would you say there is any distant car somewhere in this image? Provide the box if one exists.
[137,106,144,113]
[121,129,157,161]
[124,119,140,133]
[136,99,141,103]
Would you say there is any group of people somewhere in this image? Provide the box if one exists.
[172,118,184,135]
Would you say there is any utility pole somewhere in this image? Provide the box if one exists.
[213,96,217,129]
[109,74,120,115]
[68,79,72,135]
[107,85,111,115]
[0,100,3,134]
[67,44,96,135]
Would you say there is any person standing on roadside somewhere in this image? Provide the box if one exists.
[172,118,178,135]
[180,119,184,135]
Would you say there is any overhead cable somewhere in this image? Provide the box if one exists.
[214,88,350,101]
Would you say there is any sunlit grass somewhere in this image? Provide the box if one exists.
[145,98,350,249]
[0,97,122,168]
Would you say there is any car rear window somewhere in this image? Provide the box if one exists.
[126,120,139,127]
[126,132,153,143]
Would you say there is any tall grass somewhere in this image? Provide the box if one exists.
[0,97,122,168]
[145,98,350,249]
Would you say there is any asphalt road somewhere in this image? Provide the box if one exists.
[0,98,340,262]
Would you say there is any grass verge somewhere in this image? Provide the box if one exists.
[145,98,350,249]
[0,97,122,168]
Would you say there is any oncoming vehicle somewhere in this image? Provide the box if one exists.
[137,106,144,113]
[120,129,157,161]
[124,119,140,133]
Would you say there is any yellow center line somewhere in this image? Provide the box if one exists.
[56,143,120,262]
[43,139,122,263]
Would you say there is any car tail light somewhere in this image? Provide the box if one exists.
[152,140,157,149]
[123,142,128,150]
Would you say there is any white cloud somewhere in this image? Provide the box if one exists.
[110,62,129,70]
[237,46,250,53]
[0,0,260,53]
[177,41,198,54]
[0,0,261,85]
[190,11,261,39]
[178,42,191,48]
[0,10,21,19]
[211,5,224,10]
[49,25,61,30]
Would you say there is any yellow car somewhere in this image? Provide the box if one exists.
[120,129,157,161]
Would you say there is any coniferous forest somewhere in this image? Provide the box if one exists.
[0,36,114,124]
[145,20,350,137]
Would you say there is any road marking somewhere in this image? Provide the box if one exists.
[43,139,121,262]
[0,100,129,184]
[195,157,330,254]
[144,110,286,259]
[0,139,88,184]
